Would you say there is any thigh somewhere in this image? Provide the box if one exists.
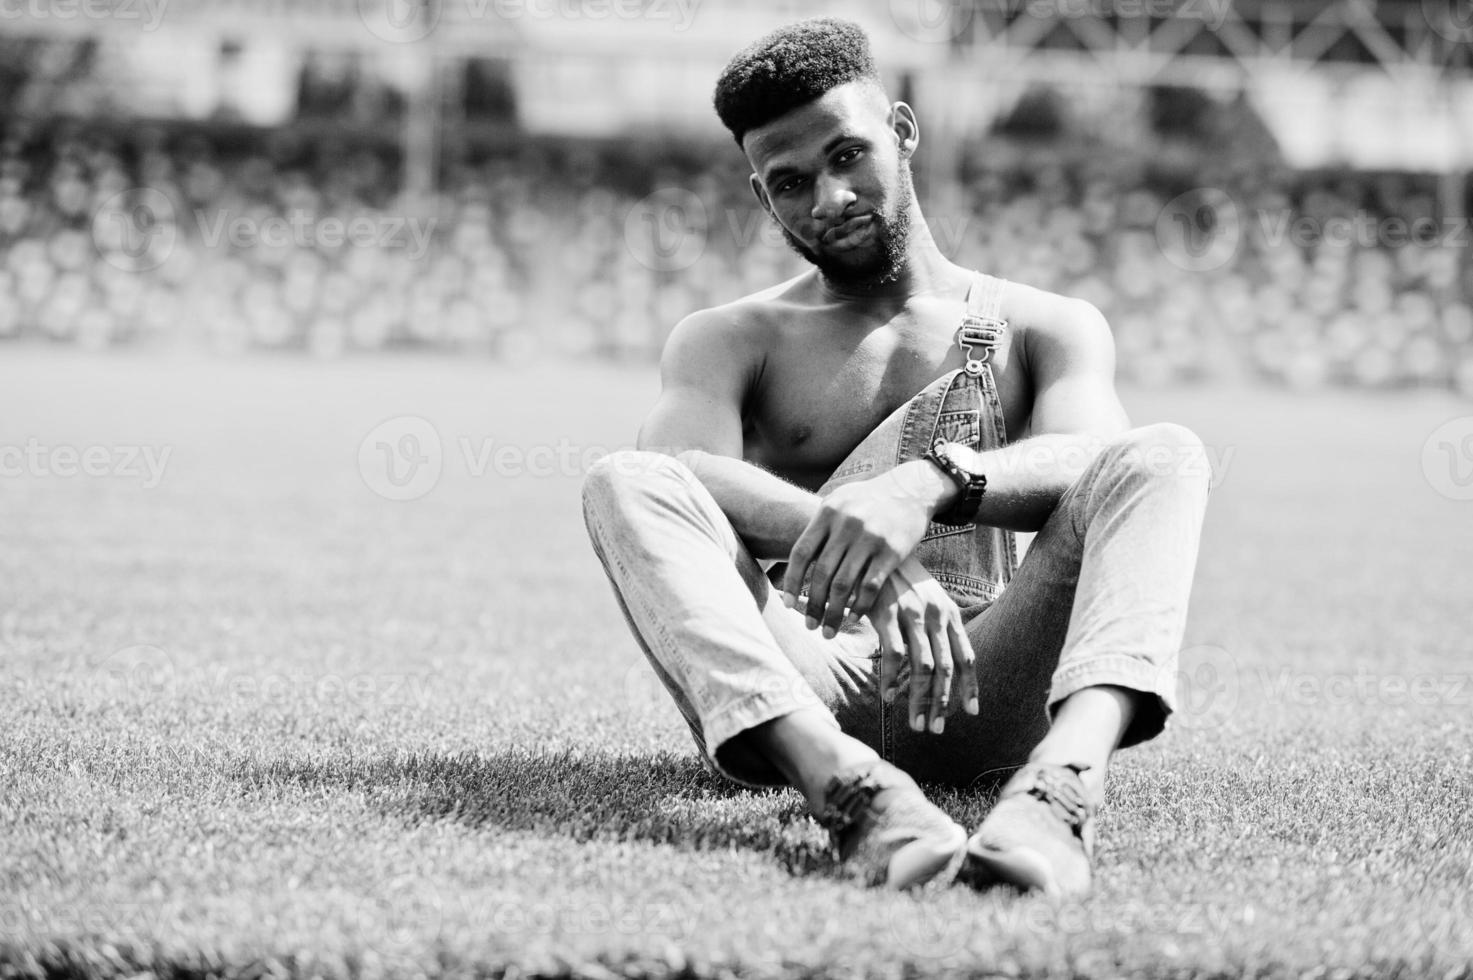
[752,566,885,747]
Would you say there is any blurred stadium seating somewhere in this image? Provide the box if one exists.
[3,120,1469,393]
[1,5,1471,394]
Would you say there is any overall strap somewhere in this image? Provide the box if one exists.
[966,271,1007,321]
[958,272,1008,377]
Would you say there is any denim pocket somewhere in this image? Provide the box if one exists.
[931,410,981,450]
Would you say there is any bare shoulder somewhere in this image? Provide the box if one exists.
[660,271,814,380]
[999,280,1115,376]
[994,279,1127,436]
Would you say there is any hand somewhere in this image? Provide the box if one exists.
[782,463,954,636]
[867,557,979,734]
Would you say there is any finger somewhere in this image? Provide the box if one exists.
[951,618,980,716]
[803,547,841,630]
[823,549,872,637]
[846,550,902,622]
[876,619,906,705]
[782,519,829,610]
[904,616,934,733]
[926,613,954,734]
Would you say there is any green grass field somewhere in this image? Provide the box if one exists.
[2,348,1471,980]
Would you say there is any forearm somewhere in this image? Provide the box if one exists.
[957,432,1108,532]
[675,431,1108,561]
[675,450,820,560]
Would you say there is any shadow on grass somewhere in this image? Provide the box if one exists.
[235,747,847,878]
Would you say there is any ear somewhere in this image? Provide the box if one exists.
[889,102,920,158]
[749,172,773,215]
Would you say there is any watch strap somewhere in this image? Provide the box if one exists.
[924,442,987,527]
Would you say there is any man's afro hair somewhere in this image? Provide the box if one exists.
[714,18,881,148]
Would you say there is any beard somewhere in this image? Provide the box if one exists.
[779,162,915,289]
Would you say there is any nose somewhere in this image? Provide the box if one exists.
[810,172,857,226]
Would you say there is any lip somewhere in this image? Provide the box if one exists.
[822,214,875,250]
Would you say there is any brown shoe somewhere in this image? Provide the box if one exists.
[959,762,1097,899]
[817,760,967,889]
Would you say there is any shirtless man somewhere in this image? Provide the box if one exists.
[582,18,1210,897]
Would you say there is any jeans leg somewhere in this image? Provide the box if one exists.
[582,450,876,787]
[887,422,1212,786]
[1043,422,1211,741]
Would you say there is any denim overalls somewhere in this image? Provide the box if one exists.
[813,271,1018,619]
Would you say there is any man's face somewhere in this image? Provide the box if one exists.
[742,81,916,288]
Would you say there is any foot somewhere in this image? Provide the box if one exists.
[959,762,1097,899]
[818,760,967,889]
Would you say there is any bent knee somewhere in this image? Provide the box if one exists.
[1106,423,1210,484]
[582,449,695,514]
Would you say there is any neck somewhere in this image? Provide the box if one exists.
[817,205,966,304]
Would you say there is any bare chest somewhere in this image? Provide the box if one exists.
[745,306,1031,489]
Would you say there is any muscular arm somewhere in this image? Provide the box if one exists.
[936,293,1132,532]
[636,310,819,560]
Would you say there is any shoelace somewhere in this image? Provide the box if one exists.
[817,768,882,847]
[1013,763,1093,834]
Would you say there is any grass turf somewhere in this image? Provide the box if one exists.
[1,348,1470,979]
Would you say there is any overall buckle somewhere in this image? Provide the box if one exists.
[957,316,1007,375]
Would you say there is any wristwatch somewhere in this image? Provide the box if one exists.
[923,441,987,527]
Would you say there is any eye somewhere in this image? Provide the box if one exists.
[835,146,863,166]
[775,176,806,195]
